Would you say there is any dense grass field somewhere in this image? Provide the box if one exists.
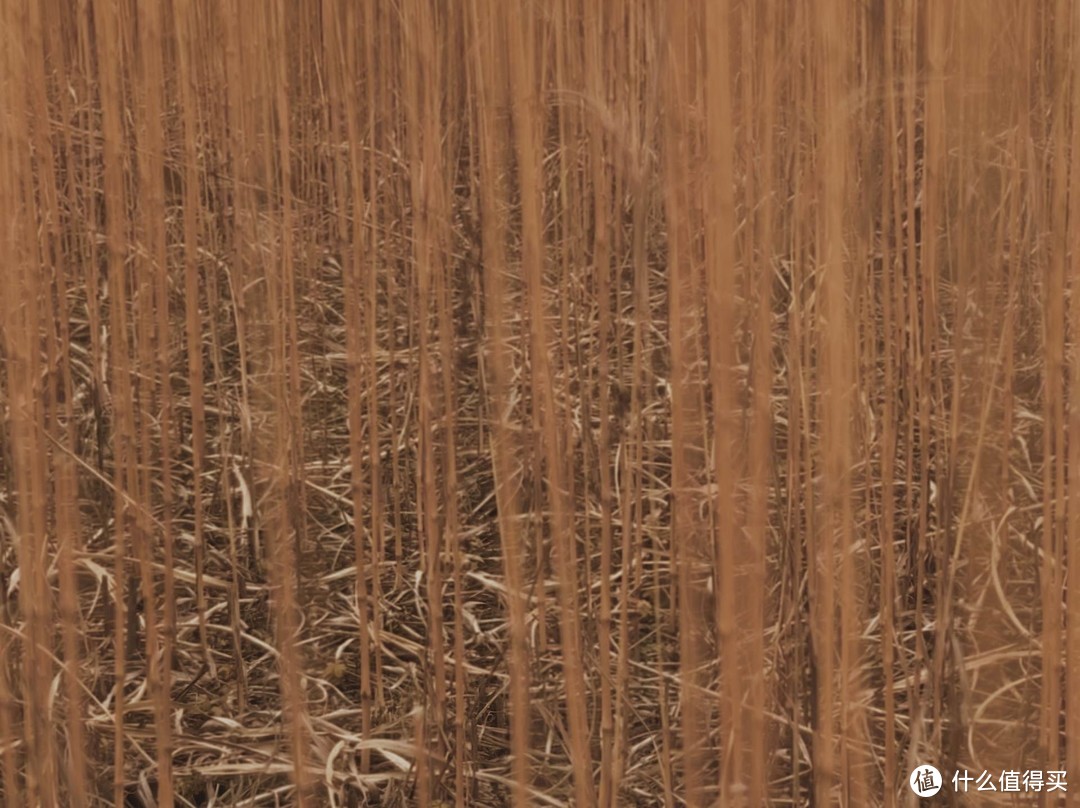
[0,1,1076,805]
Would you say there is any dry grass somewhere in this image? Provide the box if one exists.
[0,1,1077,805]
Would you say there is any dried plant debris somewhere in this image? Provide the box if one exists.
[0,1,1074,806]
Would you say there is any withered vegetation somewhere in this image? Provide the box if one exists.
[0,1,1076,805]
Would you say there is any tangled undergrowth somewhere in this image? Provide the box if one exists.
[0,1,1077,806]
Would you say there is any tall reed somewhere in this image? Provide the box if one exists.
[1,2,1079,805]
